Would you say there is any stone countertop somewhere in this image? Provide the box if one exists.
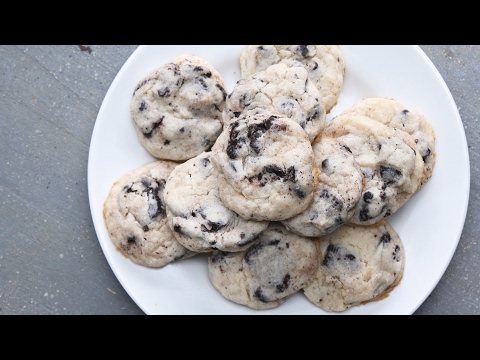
[1,45,478,315]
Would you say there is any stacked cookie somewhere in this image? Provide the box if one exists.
[103,46,436,313]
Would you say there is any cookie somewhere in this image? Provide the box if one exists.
[208,222,319,310]
[239,45,345,114]
[163,151,269,253]
[324,112,425,226]
[340,97,436,185]
[302,222,405,312]
[223,63,326,143]
[130,53,227,161]
[103,160,196,268]
[211,112,318,221]
[282,136,364,237]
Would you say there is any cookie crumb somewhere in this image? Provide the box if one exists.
[78,45,92,53]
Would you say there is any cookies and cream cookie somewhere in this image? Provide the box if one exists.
[340,97,436,185]
[211,112,318,221]
[130,54,227,161]
[163,151,269,253]
[223,63,326,143]
[324,112,425,226]
[282,136,364,237]
[103,160,196,268]
[208,222,319,310]
[239,45,345,113]
[303,221,405,312]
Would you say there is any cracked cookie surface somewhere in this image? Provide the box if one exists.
[324,112,425,225]
[130,54,227,161]
[163,151,269,253]
[103,160,196,267]
[224,63,326,143]
[239,45,345,114]
[340,97,436,186]
[208,222,319,310]
[303,221,405,312]
[282,136,364,237]
[211,112,317,221]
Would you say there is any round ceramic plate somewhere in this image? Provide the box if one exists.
[88,45,470,315]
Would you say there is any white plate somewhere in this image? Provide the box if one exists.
[88,45,470,315]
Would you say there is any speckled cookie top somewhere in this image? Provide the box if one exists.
[303,222,405,312]
[224,63,326,143]
[239,45,345,114]
[163,151,269,253]
[211,112,318,221]
[324,112,425,225]
[130,53,227,161]
[208,222,319,310]
[340,97,436,185]
[282,136,364,237]
[103,160,196,268]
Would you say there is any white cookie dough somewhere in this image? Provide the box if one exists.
[211,112,318,221]
[130,53,227,161]
[282,136,364,237]
[303,222,405,312]
[103,160,196,268]
[208,222,319,310]
[224,63,326,143]
[324,112,425,225]
[340,97,436,185]
[163,151,269,253]
[239,45,345,113]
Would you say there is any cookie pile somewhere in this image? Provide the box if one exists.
[102,45,436,313]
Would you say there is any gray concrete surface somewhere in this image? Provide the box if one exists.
[0,45,478,315]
